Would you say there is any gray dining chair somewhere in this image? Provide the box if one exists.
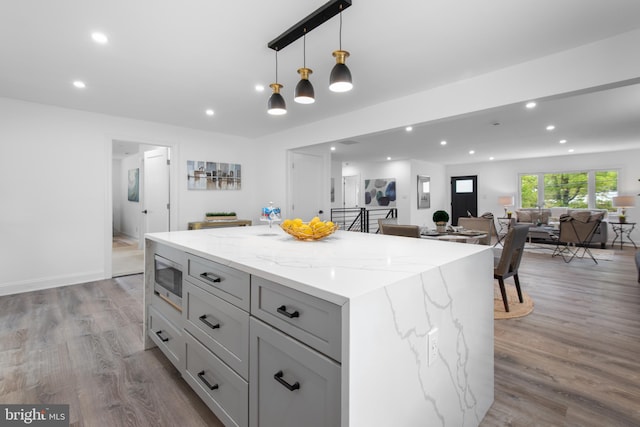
[493,225,529,312]
[380,224,421,238]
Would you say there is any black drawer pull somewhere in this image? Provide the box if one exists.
[274,370,300,391]
[277,305,300,319]
[200,272,222,283]
[199,314,220,330]
[155,330,169,342]
[197,370,219,391]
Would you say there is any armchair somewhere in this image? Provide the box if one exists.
[552,212,603,264]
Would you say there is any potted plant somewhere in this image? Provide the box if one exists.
[432,210,450,233]
[205,211,237,221]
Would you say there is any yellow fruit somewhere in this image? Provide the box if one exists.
[298,225,313,235]
[312,221,326,230]
[310,216,321,225]
[292,218,303,227]
[326,221,334,228]
[282,219,293,229]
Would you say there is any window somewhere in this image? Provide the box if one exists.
[519,170,618,211]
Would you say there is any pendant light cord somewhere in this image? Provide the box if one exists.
[275,49,279,83]
[303,29,307,68]
[339,8,343,50]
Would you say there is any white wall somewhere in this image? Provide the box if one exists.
[0,97,259,295]
[2,29,639,294]
[252,29,640,218]
[446,149,640,242]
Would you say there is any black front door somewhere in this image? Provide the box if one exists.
[450,175,478,226]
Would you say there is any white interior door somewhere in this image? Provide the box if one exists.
[291,152,325,220]
[143,147,170,236]
[343,175,359,207]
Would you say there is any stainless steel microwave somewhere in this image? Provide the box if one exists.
[154,254,182,308]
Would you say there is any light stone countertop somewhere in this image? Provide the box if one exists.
[146,225,490,306]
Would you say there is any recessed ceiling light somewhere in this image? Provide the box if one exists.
[525,101,537,109]
[205,109,214,116]
[330,146,336,151]
[386,157,391,161]
[91,32,108,44]
[469,150,475,155]
[405,126,413,132]
[489,156,495,160]
[255,84,265,92]
[546,125,556,131]
[559,139,567,144]
[440,140,447,146]
[568,148,575,153]
[73,81,86,89]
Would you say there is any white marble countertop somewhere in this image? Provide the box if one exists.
[146,225,490,305]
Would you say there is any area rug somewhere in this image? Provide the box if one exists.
[524,244,614,261]
[494,283,534,320]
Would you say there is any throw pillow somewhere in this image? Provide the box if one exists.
[570,211,591,223]
[517,210,532,223]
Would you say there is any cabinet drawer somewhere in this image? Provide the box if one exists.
[251,277,342,362]
[184,281,249,379]
[187,254,250,311]
[185,332,248,427]
[148,305,183,371]
[249,318,341,427]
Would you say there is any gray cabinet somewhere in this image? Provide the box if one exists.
[184,332,249,427]
[249,318,341,427]
[187,253,250,311]
[148,305,183,370]
[146,242,343,427]
[251,276,342,362]
[184,281,250,380]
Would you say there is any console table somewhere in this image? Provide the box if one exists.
[188,219,251,230]
[610,222,637,249]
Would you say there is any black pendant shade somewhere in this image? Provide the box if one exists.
[295,68,315,104]
[329,50,352,92]
[267,83,287,115]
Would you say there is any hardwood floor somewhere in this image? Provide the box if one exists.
[481,246,640,427]
[0,246,638,426]
[0,275,223,427]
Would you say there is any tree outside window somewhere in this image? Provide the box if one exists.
[519,170,618,210]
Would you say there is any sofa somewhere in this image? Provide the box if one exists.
[515,208,609,248]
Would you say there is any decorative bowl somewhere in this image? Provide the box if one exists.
[280,222,339,241]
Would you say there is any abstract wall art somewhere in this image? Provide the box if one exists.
[127,168,139,202]
[364,178,396,207]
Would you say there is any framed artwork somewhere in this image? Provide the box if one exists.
[187,160,242,190]
[364,178,396,207]
[417,175,431,209]
[127,168,139,202]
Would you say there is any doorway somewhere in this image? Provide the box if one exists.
[111,142,171,277]
[343,175,359,208]
[450,175,478,226]
[290,152,326,220]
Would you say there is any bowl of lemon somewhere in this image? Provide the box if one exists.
[280,217,339,241]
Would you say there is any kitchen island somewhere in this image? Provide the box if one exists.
[144,225,494,427]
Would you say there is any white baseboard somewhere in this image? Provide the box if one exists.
[0,271,105,297]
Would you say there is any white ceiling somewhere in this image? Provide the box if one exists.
[2,0,640,164]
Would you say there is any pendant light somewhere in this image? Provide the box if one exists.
[267,49,287,115]
[294,29,315,104]
[329,6,352,93]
